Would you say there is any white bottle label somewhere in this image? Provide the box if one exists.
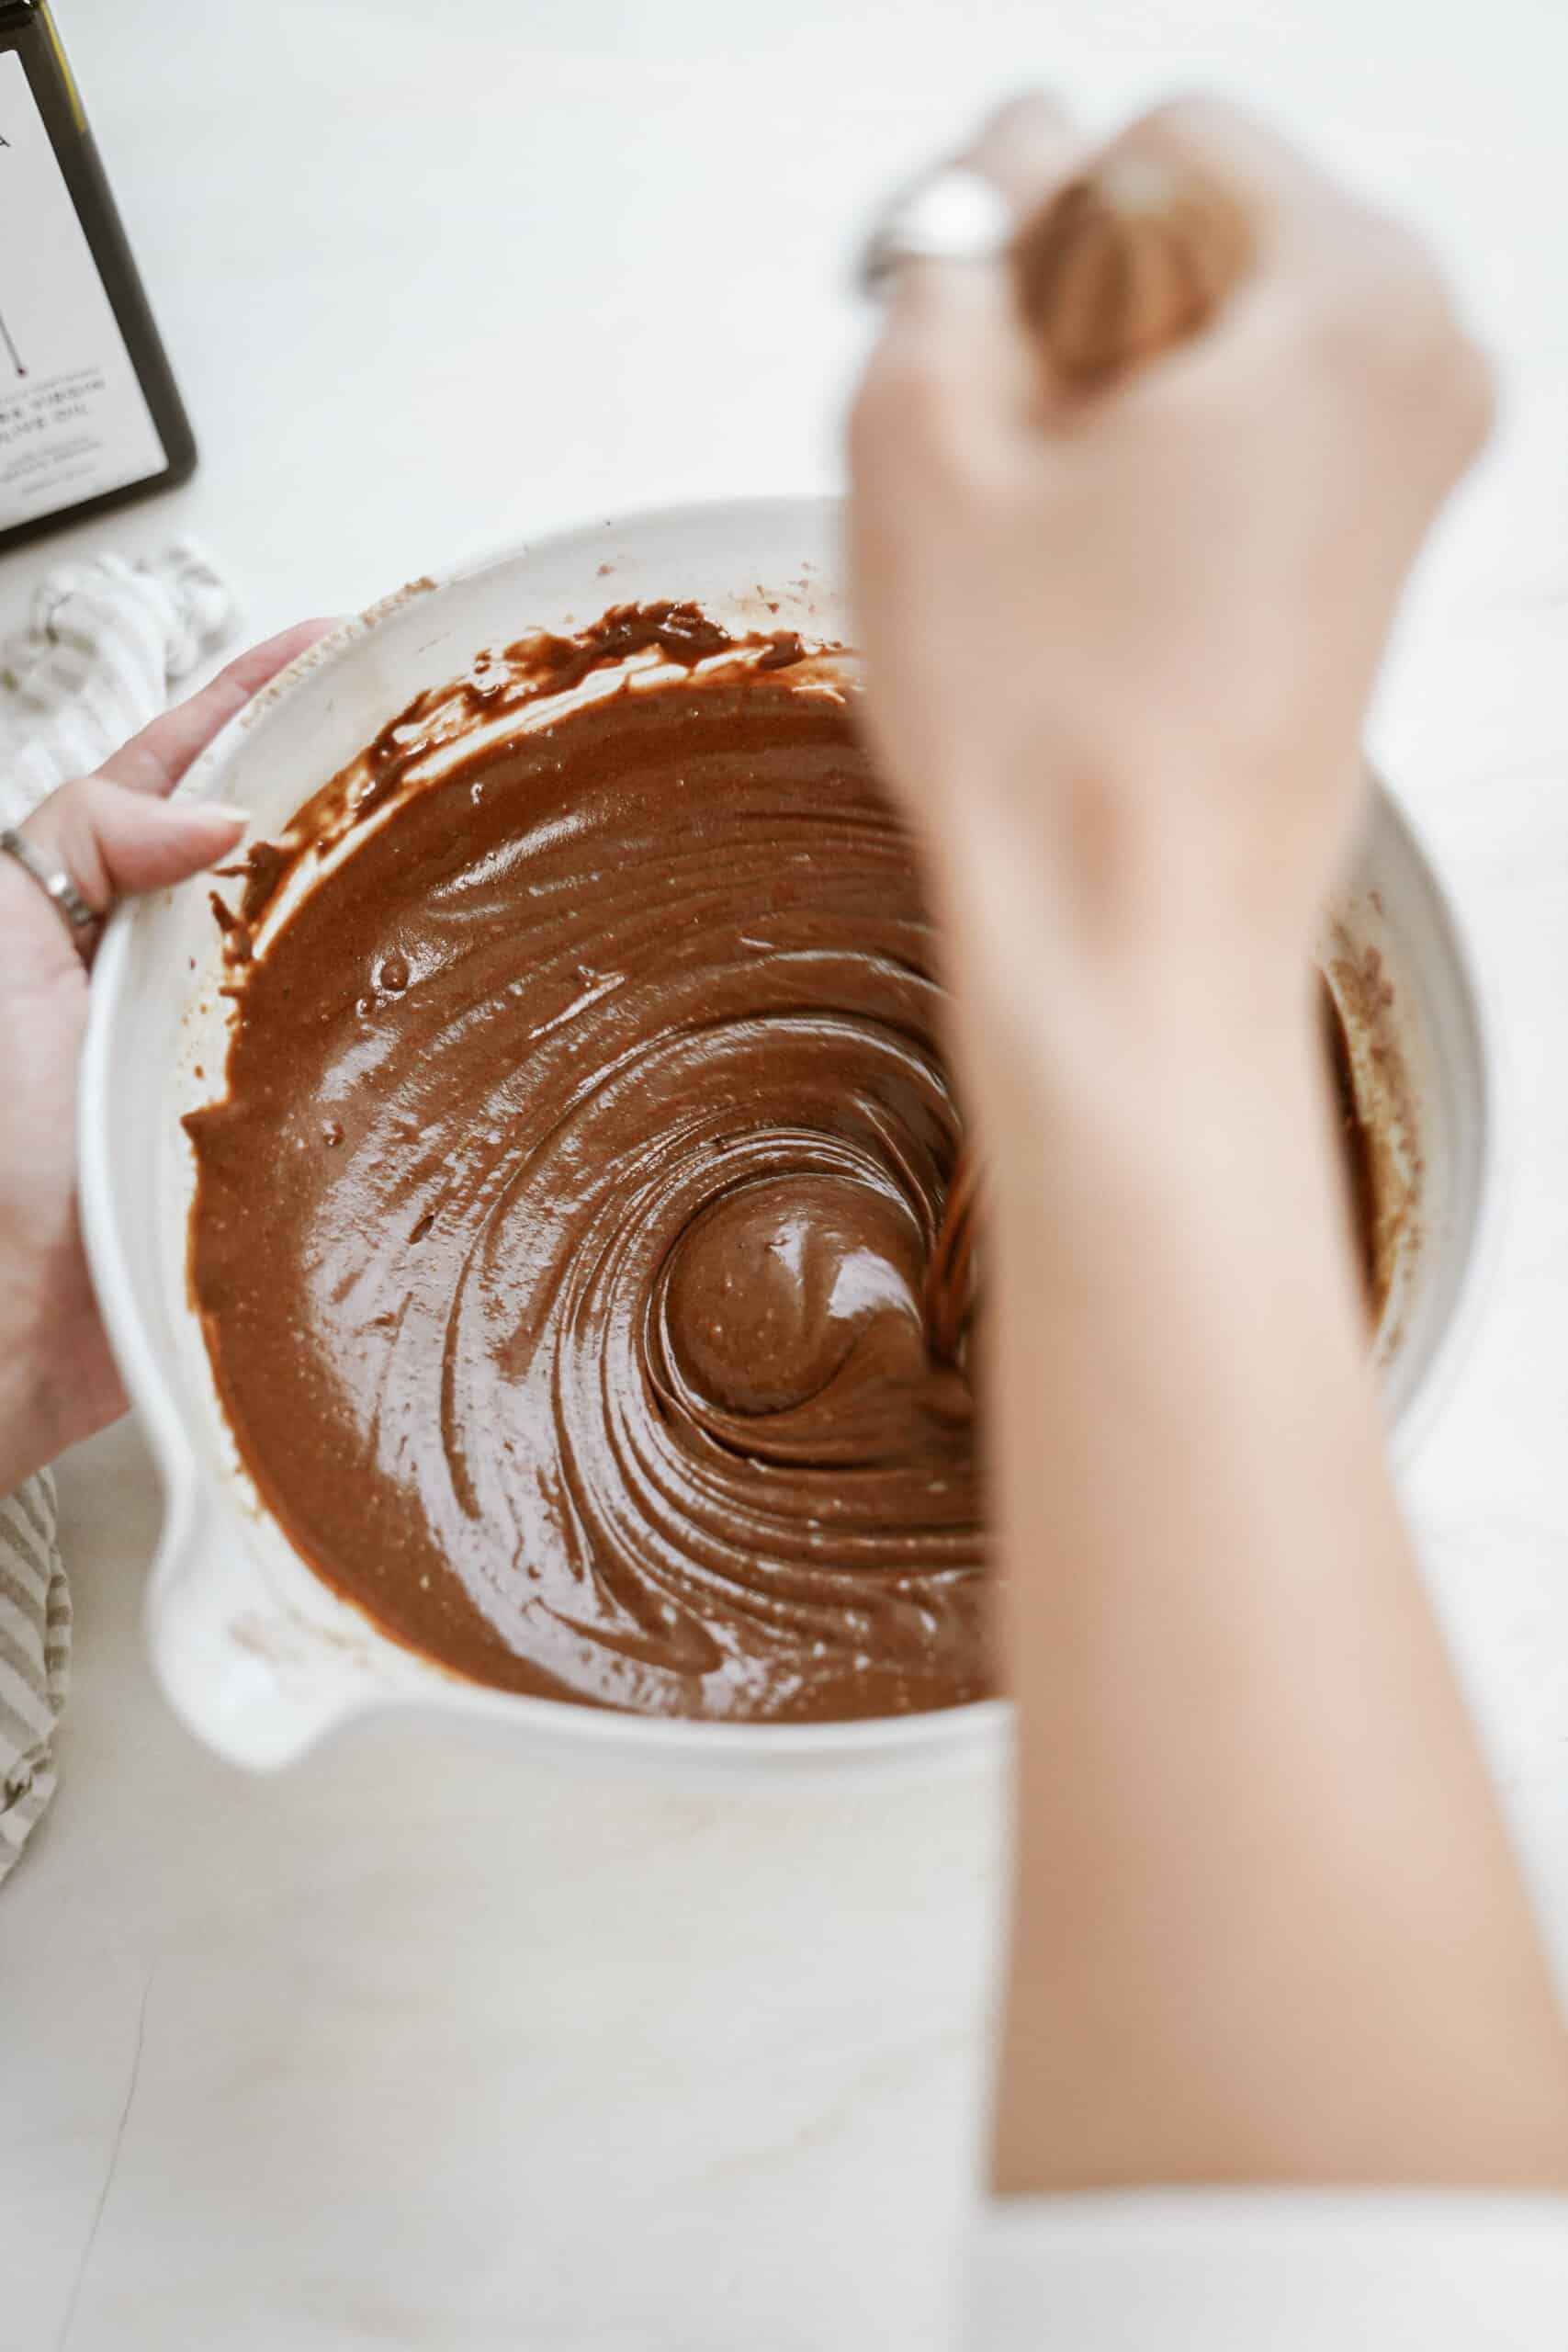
[0,48,168,534]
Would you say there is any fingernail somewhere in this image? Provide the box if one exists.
[196,802,250,829]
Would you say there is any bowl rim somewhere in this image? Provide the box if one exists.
[1370,785,1499,1472]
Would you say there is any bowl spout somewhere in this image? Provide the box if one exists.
[145,1484,374,1770]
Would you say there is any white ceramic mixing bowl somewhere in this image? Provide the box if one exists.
[77,495,1490,1773]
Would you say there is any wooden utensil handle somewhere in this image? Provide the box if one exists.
[1012,153,1254,387]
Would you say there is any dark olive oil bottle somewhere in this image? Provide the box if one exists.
[0,1,195,554]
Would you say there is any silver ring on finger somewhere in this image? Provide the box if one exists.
[0,823,103,952]
[857,164,1017,298]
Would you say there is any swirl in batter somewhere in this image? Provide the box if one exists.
[186,616,986,1721]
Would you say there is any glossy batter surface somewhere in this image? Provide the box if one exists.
[187,606,1380,1724]
[187,641,986,1720]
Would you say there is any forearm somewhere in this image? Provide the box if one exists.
[0,1213,123,1491]
[950,910,1568,2192]
[0,1339,73,1497]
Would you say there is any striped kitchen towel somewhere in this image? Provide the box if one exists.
[0,1480,70,1881]
[0,538,234,1885]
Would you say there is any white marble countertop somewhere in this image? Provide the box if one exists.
[2,3,1567,2346]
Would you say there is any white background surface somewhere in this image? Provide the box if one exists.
[1,2,1567,2346]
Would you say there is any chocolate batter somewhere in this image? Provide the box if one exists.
[188,614,982,1721]
[186,604,1378,1724]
